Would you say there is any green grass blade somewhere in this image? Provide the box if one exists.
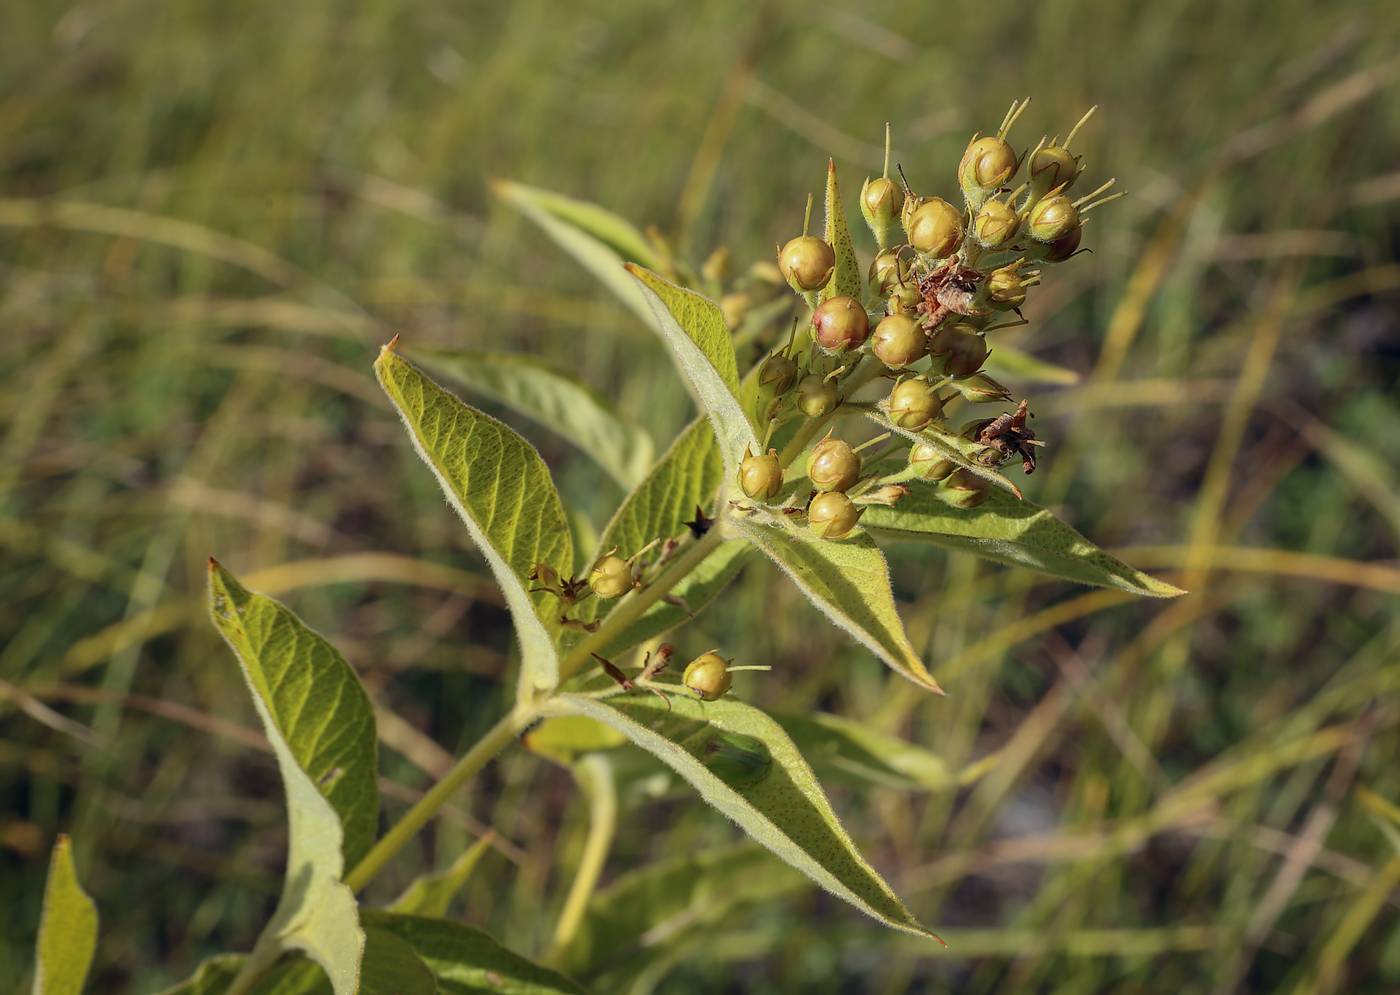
[361,911,590,995]
[983,342,1081,385]
[31,835,98,995]
[208,561,373,995]
[730,514,943,692]
[549,692,938,942]
[625,265,756,478]
[375,345,572,697]
[152,955,246,995]
[862,485,1185,596]
[385,833,496,919]
[411,347,655,489]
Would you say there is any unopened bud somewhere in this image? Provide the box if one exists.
[871,314,926,368]
[808,490,863,539]
[868,249,911,299]
[888,378,942,430]
[778,236,836,292]
[807,437,861,493]
[927,323,988,377]
[683,651,734,701]
[952,372,1013,404]
[972,199,1020,250]
[982,264,1035,311]
[795,374,841,418]
[738,448,784,500]
[758,353,798,396]
[1028,145,1082,200]
[909,442,959,481]
[944,468,992,508]
[589,554,632,599]
[860,176,905,234]
[1026,194,1079,243]
[811,296,870,353]
[904,198,964,258]
[959,136,1019,203]
[1042,225,1083,263]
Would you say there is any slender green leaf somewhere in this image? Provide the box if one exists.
[386,833,496,918]
[32,835,98,995]
[493,179,661,331]
[861,484,1186,597]
[375,346,572,697]
[984,342,1081,385]
[565,845,805,980]
[729,512,942,692]
[524,715,629,767]
[820,159,862,303]
[360,928,437,995]
[153,955,245,995]
[771,712,955,791]
[547,692,938,941]
[208,562,370,995]
[410,347,654,489]
[362,910,591,995]
[865,408,1025,499]
[625,265,756,477]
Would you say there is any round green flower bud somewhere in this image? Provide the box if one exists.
[972,199,1020,250]
[778,236,836,292]
[683,651,733,701]
[888,378,942,430]
[759,353,798,396]
[808,490,862,539]
[868,249,911,299]
[904,198,964,258]
[795,374,841,418]
[927,323,988,377]
[909,442,958,481]
[589,554,632,599]
[944,468,992,508]
[871,314,926,368]
[704,731,772,785]
[738,448,784,500]
[959,136,1019,191]
[1042,225,1083,263]
[811,296,870,353]
[984,265,1030,311]
[1026,194,1079,243]
[860,176,905,232]
[1029,145,1081,199]
[807,437,861,493]
[888,277,920,312]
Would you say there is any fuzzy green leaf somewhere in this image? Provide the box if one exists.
[410,347,654,489]
[361,911,591,995]
[153,955,245,995]
[984,342,1081,385]
[493,180,661,331]
[375,346,572,697]
[548,693,937,941]
[862,485,1186,596]
[865,408,1025,499]
[729,513,942,692]
[820,159,862,303]
[208,562,371,995]
[625,265,756,477]
[385,833,496,919]
[772,712,955,791]
[565,845,805,980]
[32,835,98,995]
[359,928,437,995]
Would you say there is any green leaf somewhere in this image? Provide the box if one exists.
[771,712,955,791]
[375,346,572,697]
[360,928,437,995]
[410,347,654,490]
[565,845,805,980]
[32,835,98,995]
[524,715,629,767]
[860,484,1186,597]
[546,692,937,941]
[820,159,862,303]
[729,512,942,693]
[984,342,1081,386]
[361,910,591,995]
[153,955,245,995]
[208,562,371,995]
[492,180,661,333]
[386,833,496,918]
[864,408,1024,499]
[624,265,756,477]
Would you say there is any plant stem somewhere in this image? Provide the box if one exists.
[557,524,725,684]
[344,708,526,893]
[778,356,885,470]
[545,753,618,968]
[223,932,284,995]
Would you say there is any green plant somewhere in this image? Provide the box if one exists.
[25,102,1186,994]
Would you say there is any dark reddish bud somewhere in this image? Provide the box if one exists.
[808,490,863,539]
[904,198,964,258]
[778,236,836,292]
[811,296,870,353]
[1042,225,1083,263]
[927,323,988,377]
[738,448,784,500]
[807,436,861,493]
[888,378,942,430]
[796,374,841,418]
[871,314,926,368]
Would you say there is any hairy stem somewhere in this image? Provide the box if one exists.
[778,355,885,470]
[344,708,527,893]
[545,753,618,968]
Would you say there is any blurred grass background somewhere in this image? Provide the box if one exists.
[3,0,1400,991]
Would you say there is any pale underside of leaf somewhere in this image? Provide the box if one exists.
[410,346,655,488]
[821,159,862,303]
[375,347,570,696]
[33,835,99,995]
[625,265,756,480]
[208,563,369,995]
[548,692,937,941]
[865,407,1025,499]
[728,512,942,693]
[862,485,1186,597]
